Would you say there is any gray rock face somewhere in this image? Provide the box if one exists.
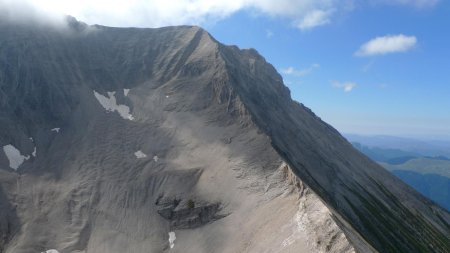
[156,196,223,229]
[0,17,448,253]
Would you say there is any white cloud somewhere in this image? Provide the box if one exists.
[295,9,331,30]
[0,1,436,30]
[0,0,354,30]
[362,60,375,72]
[332,81,357,92]
[266,29,274,38]
[281,64,320,77]
[0,0,66,25]
[356,34,417,57]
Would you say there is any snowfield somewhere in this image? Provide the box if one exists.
[2,144,30,170]
[134,150,147,159]
[41,250,59,253]
[169,231,176,249]
[94,91,134,120]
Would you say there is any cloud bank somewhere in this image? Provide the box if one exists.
[0,0,440,29]
[0,0,66,25]
[0,0,353,29]
[356,34,417,56]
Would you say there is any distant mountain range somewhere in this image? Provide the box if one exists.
[346,134,450,157]
[347,134,450,211]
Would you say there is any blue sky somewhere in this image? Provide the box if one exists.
[2,0,449,138]
[205,3,450,137]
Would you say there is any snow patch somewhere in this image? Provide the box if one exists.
[51,128,60,133]
[168,231,176,249]
[153,155,159,162]
[41,250,59,253]
[2,145,30,170]
[124,89,130,96]
[29,137,37,157]
[134,150,147,159]
[94,91,134,120]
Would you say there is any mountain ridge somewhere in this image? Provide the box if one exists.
[0,18,448,252]
[217,39,449,252]
[0,20,355,253]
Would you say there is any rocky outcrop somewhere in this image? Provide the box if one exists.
[156,196,224,229]
[279,163,355,253]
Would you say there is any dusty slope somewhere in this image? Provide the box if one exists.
[0,19,353,253]
[0,17,448,253]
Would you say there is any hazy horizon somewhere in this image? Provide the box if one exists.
[343,132,450,142]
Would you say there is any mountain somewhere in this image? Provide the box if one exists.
[350,142,419,164]
[389,170,450,211]
[346,134,450,158]
[381,157,450,178]
[380,157,450,211]
[0,17,449,253]
[351,140,450,211]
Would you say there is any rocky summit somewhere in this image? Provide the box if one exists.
[0,17,448,253]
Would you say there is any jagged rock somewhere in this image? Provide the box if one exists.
[156,197,223,229]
